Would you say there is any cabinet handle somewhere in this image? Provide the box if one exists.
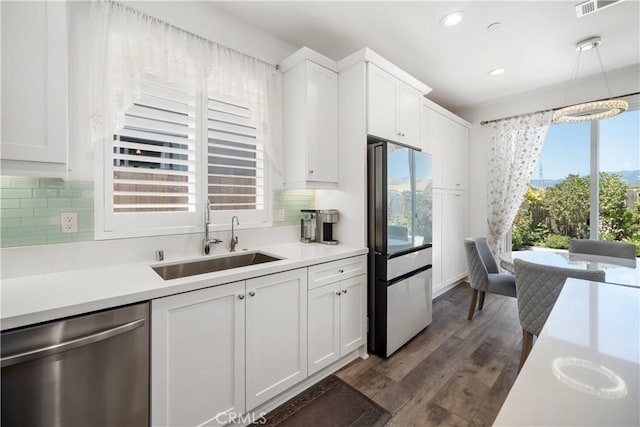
[336,291,342,296]
[238,294,245,300]
[249,291,256,297]
[338,269,344,273]
[342,289,348,294]
[309,170,314,174]
[455,183,460,186]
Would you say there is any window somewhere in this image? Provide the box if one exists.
[206,94,267,226]
[96,77,270,239]
[512,94,640,252]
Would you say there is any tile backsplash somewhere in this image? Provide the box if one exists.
[0,177,94,247]
[0,177,314,248]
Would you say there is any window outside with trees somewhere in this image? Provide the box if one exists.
[512,96,640,256]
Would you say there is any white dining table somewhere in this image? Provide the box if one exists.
[493,278,640,426]
[499,250,639,288]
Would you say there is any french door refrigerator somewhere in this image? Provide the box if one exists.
[367,137,433,357]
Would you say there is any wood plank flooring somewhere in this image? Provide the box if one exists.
[336,282,521,427]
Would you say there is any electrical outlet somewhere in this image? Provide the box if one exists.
[60,212,78,233]
[277,209,286,222]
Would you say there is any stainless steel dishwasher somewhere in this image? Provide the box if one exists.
[1,302,149,427]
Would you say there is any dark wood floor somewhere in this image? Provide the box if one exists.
[336,282,522,427]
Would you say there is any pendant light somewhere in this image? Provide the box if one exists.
[553,36,628,123]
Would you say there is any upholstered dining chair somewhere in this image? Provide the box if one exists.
[513,258,605,371]
[569,239,637,260]
[464,237,516,321]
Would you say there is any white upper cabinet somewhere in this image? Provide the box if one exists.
[281,48,338,188]
[367,63,422,149]
[422,103,469,190]
[0,1,68,177]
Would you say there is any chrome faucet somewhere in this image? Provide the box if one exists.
[203,201,222,255]
[230,216,240,252]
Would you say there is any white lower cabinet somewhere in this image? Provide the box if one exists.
[151,281,245,427]
[152,268,307,426]
[245,269,308,410]
[308,274,366,375]
[151,261,366,426]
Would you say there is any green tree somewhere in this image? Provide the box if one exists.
[543,174,590,239]
[599,172,634,240]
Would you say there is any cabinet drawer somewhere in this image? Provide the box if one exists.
[308,255,366,289]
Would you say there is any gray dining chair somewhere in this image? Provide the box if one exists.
[569,239,637,260]
[514,258,605,371]
[464,237,516,321]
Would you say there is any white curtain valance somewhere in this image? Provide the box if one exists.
[486,110,553,256]
[88,0,279,170]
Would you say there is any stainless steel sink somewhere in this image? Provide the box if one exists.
[152,251,283,280]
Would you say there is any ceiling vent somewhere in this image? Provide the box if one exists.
[575,0,622,17]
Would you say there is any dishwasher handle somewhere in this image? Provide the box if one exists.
[1,318,146,368]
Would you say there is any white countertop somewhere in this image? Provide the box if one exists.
[1,242,367,331]
[500,250,639,288]
[494,278,640,426]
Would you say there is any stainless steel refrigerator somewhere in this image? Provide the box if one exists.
[367,137,433,357]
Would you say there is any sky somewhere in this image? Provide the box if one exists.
[533,109,640,181]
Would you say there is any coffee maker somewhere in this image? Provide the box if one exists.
[318,209,339,245]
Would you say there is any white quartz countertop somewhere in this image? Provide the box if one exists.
[494,278,640,426]
[1,242,368,331]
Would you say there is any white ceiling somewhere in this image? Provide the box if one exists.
[209,1,640,112]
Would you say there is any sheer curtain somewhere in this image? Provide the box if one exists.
[88,0,280,172]
[486,111,553,256]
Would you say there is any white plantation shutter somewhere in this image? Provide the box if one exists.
[104,80,201,234]
[207,94,268,225]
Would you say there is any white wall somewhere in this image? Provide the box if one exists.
[456,64,640,238]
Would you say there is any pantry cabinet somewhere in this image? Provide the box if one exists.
[368,63,422,149]
[0,1,68,177]
[151,281,246,427]
[282,48,338,188]
[307,256,367,375]
[245,268,308,410]
[432,190,469,295]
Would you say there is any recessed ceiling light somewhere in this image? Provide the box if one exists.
[440,11,464,26]
[488,67,506,76]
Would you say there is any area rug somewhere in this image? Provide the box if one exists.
[250,375,391,427]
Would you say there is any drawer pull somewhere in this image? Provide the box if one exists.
[342,289,348,294]
[336,291,342,296]
[338,269,344,273]
[238,294,245,300]
[249,291,256,297]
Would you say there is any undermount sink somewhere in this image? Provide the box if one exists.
[152,251,283,280]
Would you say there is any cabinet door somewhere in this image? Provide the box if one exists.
[431,190,444,293]
[422,106,444,187]
[339,275,366,355]
[396,82,422,149]
[367,64,397,141]
[308,282,341,375]
[0,1,68,173]
[306,62,338,183]
[246,269,307,410]
[441,192,457,285]
[452,191,469,279]
[441,118,469,190]
[152,281,245,427]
